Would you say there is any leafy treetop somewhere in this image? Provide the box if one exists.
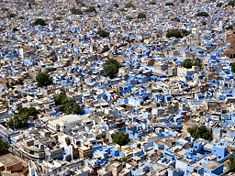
[33,18,47,26]
[181,58,202,69]
[7,107,39,129]
[36,71,53,87]
[112,132,130,146]
[188,125,213,141]
[0,137,9,155]
[103,59,121,79]
[54,93,82,115]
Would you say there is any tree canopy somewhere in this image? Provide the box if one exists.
[228,0,235,7]
[188,125,213,141]
[103,59,121,79]
[54,93,82,115]
[33,18,47,26]
[166,29,190,38]
[85,6,96,12]
[196,12,209,17]
[97,28,110,38]
[137,13,146,19]
[0,137,9,155]
[7,107,39,129]
[230,63,235,73]
[112,132,130,146]
[70,7,83,15]
[36,71,53,87]
[181,58,202,69]
[150,1,156,5]
[165,2,174,6]
[229,155,235,172]
[124,2,135,9]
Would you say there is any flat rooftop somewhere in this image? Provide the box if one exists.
[0,153,23,167]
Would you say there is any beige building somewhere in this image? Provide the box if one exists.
[47,114,91,134]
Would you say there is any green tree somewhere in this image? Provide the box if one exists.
[54,93,82,115]
[192,58,202,68]
[12,27,18,32]
[125,2,135,9]
[188,125,213,141]
[7,12,16,18]
[70,7,83,15]
[33,18,47,26]
[181,29,190,36]
[36,71,53,87]
[171,17,180,22]
[0,137,9,155]
[165,2,174,6]
[63,98,82,115]
[231,63,235,73]
[76,0,85,6]
[18,107,39,118]
[181,58,202,69]
[54,92,68,106]
[166,29,182,38]
[126,16,133,21]
[228,0,235,7]
[97,28,110,38]
[216,2,223,7]
[196,12,209,17]
[166,29,190,38]
[112,132,130,146]
[7,107,38,129]
[137,13,146,19]
[86,6,96,12]
[224,24,234,30]
[114,3,119,7]
[229,155,235,172]
[103,59,121,79]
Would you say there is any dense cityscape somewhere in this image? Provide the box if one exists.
[0,0,235,175]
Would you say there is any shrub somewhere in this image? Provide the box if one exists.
[112,132,130,146]
[150,1,156,5]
